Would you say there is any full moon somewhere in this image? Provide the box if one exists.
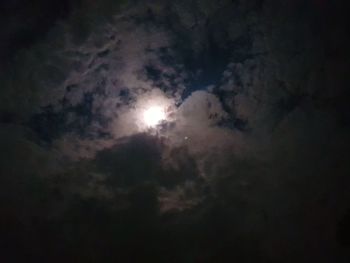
[143,106,166,127]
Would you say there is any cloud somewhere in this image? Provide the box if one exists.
[51,133,206,214]
[177,90,228,127]
[158,181,204,213]
[0,5,188,159]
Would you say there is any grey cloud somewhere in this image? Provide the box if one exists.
[51,133,206,213]
[178,90,228,127]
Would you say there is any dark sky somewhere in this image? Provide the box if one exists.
[1,0,350,262]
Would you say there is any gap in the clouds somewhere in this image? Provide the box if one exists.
[143,46,187,98]
[176,36,252,132]
[178,28,253,101]
[27,91,111,145]
[180,44,232,100]
[145,65,162,81]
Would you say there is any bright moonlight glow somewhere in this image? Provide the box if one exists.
[143,106,166,127]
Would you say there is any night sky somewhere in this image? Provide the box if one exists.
[1,0,350,262]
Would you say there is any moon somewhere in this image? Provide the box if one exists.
[143,106,166,127]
